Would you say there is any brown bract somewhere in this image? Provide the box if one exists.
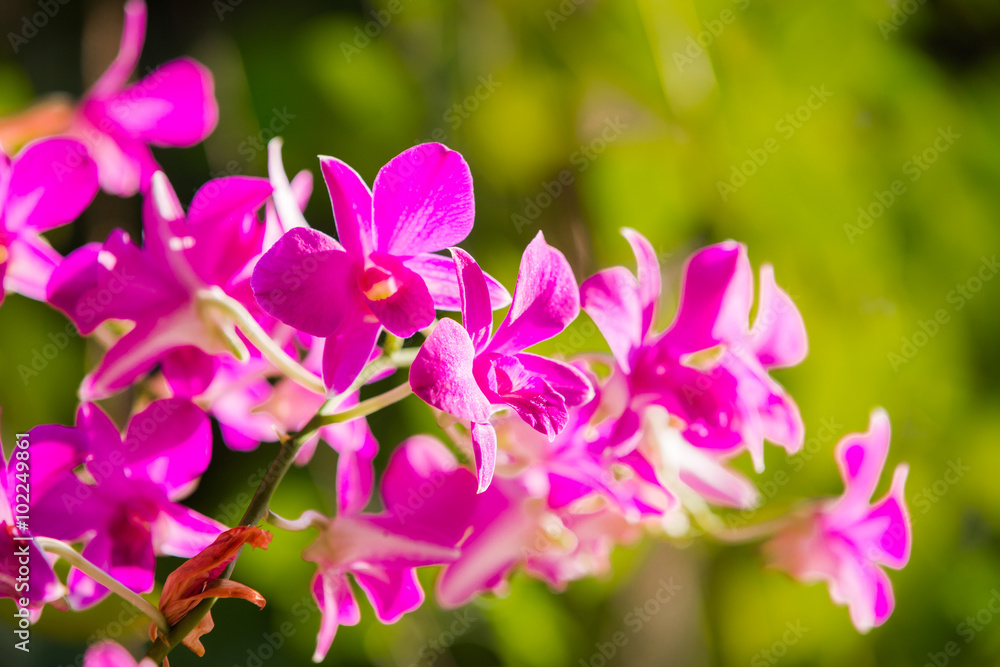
[149,526,272,660]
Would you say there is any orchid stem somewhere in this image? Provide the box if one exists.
[196,287,326,397]
[314,381,412,427]
[34,537,170,636]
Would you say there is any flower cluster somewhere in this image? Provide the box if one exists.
[0,2,912,665]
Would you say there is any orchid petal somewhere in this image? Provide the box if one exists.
[450,247,493,352]
[372,143,474,255]
[488,232,580,354]
[405,252,511,313]
[4,138,98,233]
[580,266,643,372]
[664,241,753,354]
[251,227,354,337]
[410,318,492,423]
[750,263,808,368]
[320,155,374,257]
[622,228,661,336]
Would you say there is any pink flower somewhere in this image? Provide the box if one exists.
[410,233,594,492]
[0,138,98,305]
[302,436,477,662]
[69,0,217,196]
[765,408,911,632]
[251,142,510,393]
[583,231,807,473]
[29,400,224,608]
[47,173,274,398]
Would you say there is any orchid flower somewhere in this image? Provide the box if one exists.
[69,0,217,196]
[29,399,224,608]
[0,138,98,306]
[298,435,476,662]
[47,172,275,399]
[410,233,595,492]
[765,408,911,632]
[583,231,807,472]
[251,142,510,394]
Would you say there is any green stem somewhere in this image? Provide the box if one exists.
[314,382,412,427]
[35,537,169,635]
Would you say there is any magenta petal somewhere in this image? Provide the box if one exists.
[450,247,493,352]
[320,156,374,257]
[335,441,375,516]
[46,242,101,332]
[622,227,661,336]
[353,566,425,624]
[372,143,474,255]
[152,504,224,558]
[863,464,911,569]
[750,263,808,368]
[4,138,98,233]
[321,313,381,394]
[580,267,643,372]
[405,252,511,312]
[68,528,154,608]
[488,232,581,354]
[251,227,354,337]
[109,58,218,146]
[870,567,895,629]
[514,353,594,408]
[79,309,205,400]
[311,571,360,663]
[3,234,62,302]
[834,408,891,513]
[665,241,753,354]
[122,399,212,495]
[361,253,436,337]
[471,422,497,493]
[379,436,477,544]
[410,318,492,423]
[183,176,272,284]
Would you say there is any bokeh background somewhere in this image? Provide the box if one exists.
[2,0,1000,665]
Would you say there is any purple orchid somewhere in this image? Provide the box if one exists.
[251,142,510,394]
[583,231,807,473]
[68,0,217,196]
[765,409,911,632]
[299,435,476,662]
[47,172,275,399]
[29,399,224,608]
[0,138,99,306]
[410,233,595,492]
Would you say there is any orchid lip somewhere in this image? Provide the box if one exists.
[359,265,399,301]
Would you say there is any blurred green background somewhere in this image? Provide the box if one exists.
[2,0,1000,665]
